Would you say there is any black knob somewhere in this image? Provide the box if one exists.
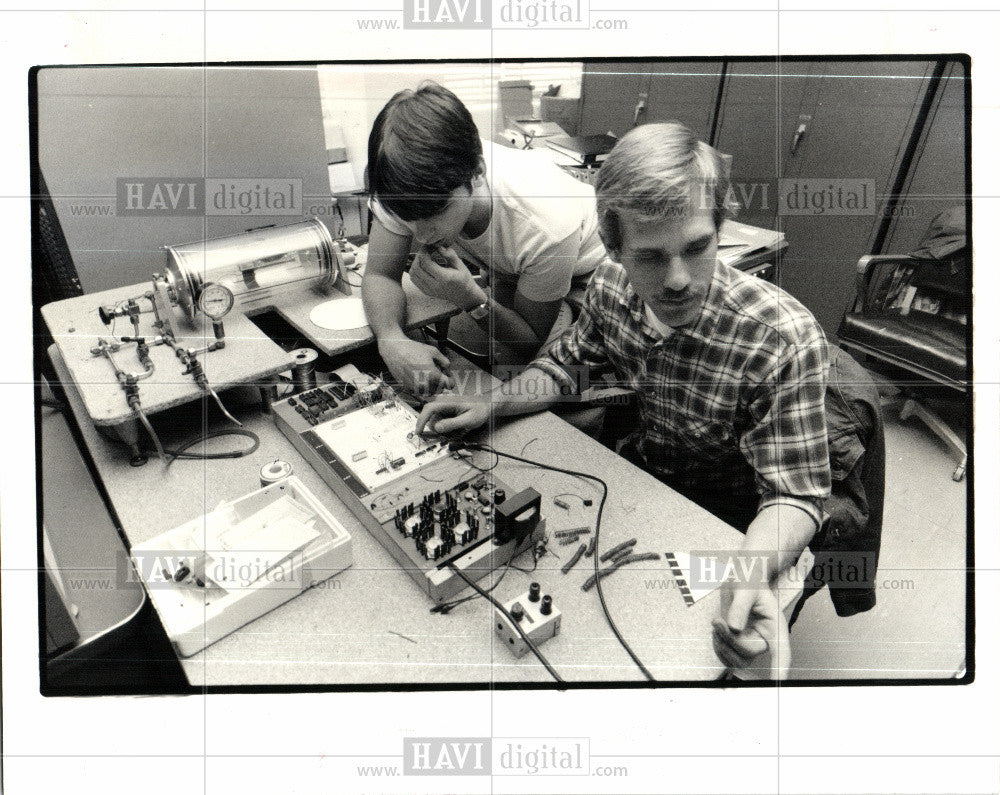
[511,604,524,622]
[540,595,552,616]
[528,582,541,603]
[494,489,506,504]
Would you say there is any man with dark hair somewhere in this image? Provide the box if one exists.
[416,122,833,678]
[362,81,610,394]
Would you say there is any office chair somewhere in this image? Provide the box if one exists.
[836,208,969,481]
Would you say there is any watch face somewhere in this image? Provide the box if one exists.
[198,282,235,320]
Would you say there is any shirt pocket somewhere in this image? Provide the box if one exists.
[670,415,737,455]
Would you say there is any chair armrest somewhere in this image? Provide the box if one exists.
[853,254,917,313]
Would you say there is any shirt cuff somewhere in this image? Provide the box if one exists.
[528,356,582,396]
[757,495,824,531]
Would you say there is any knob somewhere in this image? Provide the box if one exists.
[511,604,524,622]
[528,582,541,603]
[540,595,553,616]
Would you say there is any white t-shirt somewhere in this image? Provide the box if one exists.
[371,140,610,303]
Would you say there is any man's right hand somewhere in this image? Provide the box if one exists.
[416,394,492,437]
[378,337,455,395]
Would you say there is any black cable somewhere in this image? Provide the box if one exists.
[508,545,540,574]
[447,563,565,685]
[143,428,261,462]
[456,447,499,475]
[432,531,533,613]
[433,553,514,614]
[464,442,656,682]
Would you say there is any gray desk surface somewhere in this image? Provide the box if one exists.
[50,346,744,686]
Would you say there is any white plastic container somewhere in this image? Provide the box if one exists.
[131,476,352,657]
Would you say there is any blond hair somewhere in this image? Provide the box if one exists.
[595,122,735,257]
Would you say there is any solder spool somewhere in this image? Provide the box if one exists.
[260,459,293,487]
[289,347,319,393]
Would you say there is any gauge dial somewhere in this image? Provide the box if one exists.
[198,282,235,320]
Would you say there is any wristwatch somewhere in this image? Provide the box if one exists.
[468,296,492,320]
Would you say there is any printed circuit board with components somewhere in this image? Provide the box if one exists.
[272,366,545,601]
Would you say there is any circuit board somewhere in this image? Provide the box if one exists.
[272,366,545,602]
[309,395,452,492]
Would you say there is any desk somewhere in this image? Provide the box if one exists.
[49,345,744,686]
[267,270,458,359]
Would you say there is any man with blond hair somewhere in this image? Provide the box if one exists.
[417,122,833,676]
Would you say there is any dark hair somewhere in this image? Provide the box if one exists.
[367,82,483,221]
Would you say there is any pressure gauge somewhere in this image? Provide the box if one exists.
[198,282,235,320]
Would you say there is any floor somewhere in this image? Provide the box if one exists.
[788,398,969,680]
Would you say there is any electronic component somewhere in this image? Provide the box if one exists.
[272,365,546,602]
[554,527,590,539]
[561,544,587,575]
[599,538,637,563]
[582,551,661,592]
[495,583,562,658]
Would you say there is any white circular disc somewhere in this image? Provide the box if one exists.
[309,297,370,331]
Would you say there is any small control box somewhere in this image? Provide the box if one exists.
[495,582,562,658]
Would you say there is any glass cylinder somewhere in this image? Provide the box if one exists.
[164,218,339,320]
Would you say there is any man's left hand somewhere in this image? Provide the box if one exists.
[409,245,484,309]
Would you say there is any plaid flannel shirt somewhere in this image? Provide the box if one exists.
[532,260,832,528]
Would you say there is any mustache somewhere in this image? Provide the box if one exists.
[659,291,695,303]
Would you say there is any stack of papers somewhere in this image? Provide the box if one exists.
[717,220,785,266]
